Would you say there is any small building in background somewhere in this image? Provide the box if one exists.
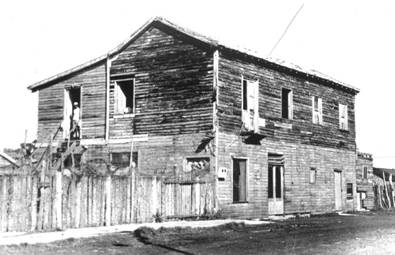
[356,152,374,210]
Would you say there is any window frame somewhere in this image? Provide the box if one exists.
[346,183,353,199]
[232,157,248,203]
[339,103,348,130]
[281,88,293,120]
[312,96,323,124]
[363,167,368,179]
[241,76,259,132]
[113,77,135,116]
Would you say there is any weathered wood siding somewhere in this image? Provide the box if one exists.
[217,132,356,218]
[217,53,356,150]
[356,154,374,209]
[109,26,213,138]
[37,63,106,142]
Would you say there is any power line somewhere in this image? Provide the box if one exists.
[268,3,304,57]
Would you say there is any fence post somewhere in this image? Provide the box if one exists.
[131,170,135,223]
[105,175,112,226]
[74,178,81,228]
[151,176,158,220]
[30,177,37,231]
[195,177,200,215]
[55,170,62,229]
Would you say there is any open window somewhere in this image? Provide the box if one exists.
[110,151,138,168]
[363,167,368,179]
[241,78,259,132]
[346,183,353,199]
[114,78,135,115]
[312,96,323,124]
[233,158,247,202]
[339,104,348,130]
[281,88,293,119]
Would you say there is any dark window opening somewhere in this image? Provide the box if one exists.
[275,166,282,198]
[233,158,247,202]
[281,88,292,119]
[69,87,81,106]
[118,80,134,114]
[347,183,353,199]
[363,167,368,179]
[268,166,273,198]
[110,152,137,168]
[242,79,248,110]
[64,154,82,168]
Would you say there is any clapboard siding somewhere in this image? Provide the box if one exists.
[109,26,213,137]
[37,63,106,142]
[218,53,356,151]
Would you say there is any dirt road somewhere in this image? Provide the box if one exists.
[2,212,395,254]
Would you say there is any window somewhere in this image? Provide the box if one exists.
[114,78,135,114]
[282,88,293,119]
[346,183,353,199]
[363,167,368,179]
[64,154,82,168]
[241,77,259,132]
[233,158,247,202]
[339,104,348,130]
[312,96,323,124]
[310,168,317,184]
[110,152,138,168]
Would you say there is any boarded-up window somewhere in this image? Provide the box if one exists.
[312,96,323,124]
[241,77,259,132]
[310,167,317,184]
[282,88,293,119]
[347,183,353,199]
[363,167,368,179]
[339,104,348,130]
[233,158,247,202]
[110,152,138,168]
[114,78,135,114]
[185,157,210,173]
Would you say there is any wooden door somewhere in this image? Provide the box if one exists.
[334,170,342,210]
[268,165,284,215]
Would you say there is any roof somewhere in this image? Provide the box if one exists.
[0,151,19,168]
[28,17,359,93]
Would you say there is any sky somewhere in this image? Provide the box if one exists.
[0,0,394,167]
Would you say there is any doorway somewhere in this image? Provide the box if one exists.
[334,170,342,211]
[268,154,284,215]
[63,87,81,139]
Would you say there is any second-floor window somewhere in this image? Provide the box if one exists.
[339,104,348,130]
[242,78,259,132]
[312,96,323,124]
[114,78,135,115]
[363,167,368,179]
[282,88,293,119]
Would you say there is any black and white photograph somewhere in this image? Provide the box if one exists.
[0,1,395,254]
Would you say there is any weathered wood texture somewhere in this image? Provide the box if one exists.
[0,171,214,232]
[37,63,106,143]
[216,132,356,219]
[217,53,356,151]
[109,26,213,137]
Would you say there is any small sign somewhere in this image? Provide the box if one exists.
[218,167,227,180]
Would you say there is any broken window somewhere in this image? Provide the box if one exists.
[363,167,368,179]
[233,158,247,202]
[310,167,317,184]
[114,78,135,114]
[312,96,323,124]
[346,183,353,199]
[110,152,138,168]
[241,77,259,132]
[185,157,210,173]
[339,104,348,130]
[281,88,293,119]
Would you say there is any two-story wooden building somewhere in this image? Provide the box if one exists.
[28,17,360,218]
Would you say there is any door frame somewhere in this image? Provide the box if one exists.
[334,169,342,211]
[268,164,284,215]
[231,156,249,203]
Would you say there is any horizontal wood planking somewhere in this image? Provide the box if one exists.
[109,26,214,137]
[217,53,356,151]
[37,64,106,142]
[217,132,357,219]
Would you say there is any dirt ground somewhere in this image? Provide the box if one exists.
[2,211,395,255]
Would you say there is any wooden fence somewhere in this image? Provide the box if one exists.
[0,172,215,232]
